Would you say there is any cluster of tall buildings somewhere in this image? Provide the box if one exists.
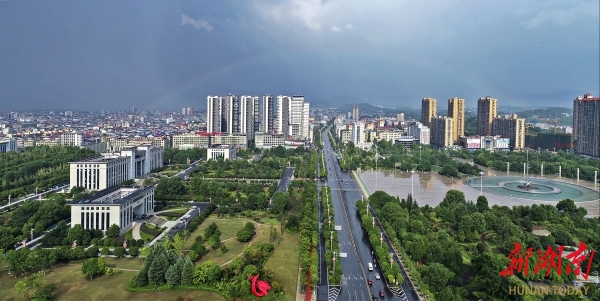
[206,94,311,144]
[421,96,525,151]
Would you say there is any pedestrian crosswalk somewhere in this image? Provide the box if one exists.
[390,286,408,300]
[328,286,341,301]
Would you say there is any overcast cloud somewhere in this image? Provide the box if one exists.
[0,0,598,111]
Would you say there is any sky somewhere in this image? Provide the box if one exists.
[1,0,598,111]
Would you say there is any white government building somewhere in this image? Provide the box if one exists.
[69,145,163,191]
[70,185,156,235]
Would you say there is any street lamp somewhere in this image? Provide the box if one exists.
[526,149,529,178]
[332,251,337,271]
[479,171,484,196]
[330,230,334,252]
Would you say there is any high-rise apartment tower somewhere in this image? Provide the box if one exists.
[573,93,600,157]
[448,97,465,143]
[421,98,437,128]
[477,96,497,136]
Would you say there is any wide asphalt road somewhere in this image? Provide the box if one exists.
[276,167,294,193]
[322,131,378,301]
[322,130,417,301]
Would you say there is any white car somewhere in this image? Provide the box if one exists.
[375,273,380,280]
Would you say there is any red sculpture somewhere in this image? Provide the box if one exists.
[248,274,271,297]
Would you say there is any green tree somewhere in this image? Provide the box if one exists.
[476,195,489,212]
[420,262,454,293]
[193,260,221,285]
[172,234,185,256]
[271,192,291,215]
[106,224,121,238]
[86,246,99,258]
[181,257,194,286]
[113,246,126,258]
[15,272,45,300]
[82,257,105,279]
[207,235,220,250]
[286,214,300,230]
[556,198,578,216]
[148,252,168,287]
[166,264,181,288]
[129,246,139,256]
[101,247,110,257]
[237,228,254,242]
[67,224,91,246]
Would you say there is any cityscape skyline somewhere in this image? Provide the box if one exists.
[1,1,598,111]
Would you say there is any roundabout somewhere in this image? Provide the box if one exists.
[467,176,599,202]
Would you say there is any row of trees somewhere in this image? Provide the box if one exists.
[322,186,342,284]
[356,200,404,286]
[191,155,287,179]
[294,181,319,290]
[163,148,207,165]
[0,145,97,204]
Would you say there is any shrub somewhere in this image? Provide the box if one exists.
[245,222,255,231]
[140,223,162,237]
[86,246,99,258]
[129,246,139,256]
[189,250,199,262]
[221,245,228,253]
[237,228,255,242]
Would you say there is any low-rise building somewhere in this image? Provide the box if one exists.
[207,145,237,160]
[255,132,285,148]
[70,145,163,190]
[70,185,156,235]
[0,138,18,153]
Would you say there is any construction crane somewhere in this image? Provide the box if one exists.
[554,118,558,134]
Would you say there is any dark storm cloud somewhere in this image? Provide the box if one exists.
[0,0,598,111]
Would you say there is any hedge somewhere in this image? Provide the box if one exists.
[140,223,162,237]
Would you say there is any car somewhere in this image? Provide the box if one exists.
[345,182,348,185]
[375,273,380,280]
[379,290,384,298]
[368,279,372,286]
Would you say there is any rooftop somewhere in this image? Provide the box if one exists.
[71,185,155,206]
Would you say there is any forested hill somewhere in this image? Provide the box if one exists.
[510,107,573,125]
[0,145,97,205]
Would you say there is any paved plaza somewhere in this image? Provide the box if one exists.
[355,169,600,218]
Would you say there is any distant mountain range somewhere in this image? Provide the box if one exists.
[330,102,575,125]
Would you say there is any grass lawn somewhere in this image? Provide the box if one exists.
[185,217,248,249]
[139,226,160,242]
[200,239,248,266]
[195,219,272,267]
[0,263,225,301]
[264,231,301,301]
[103,257,144,270]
